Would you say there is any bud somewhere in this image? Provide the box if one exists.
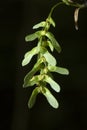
[74,8,80,30]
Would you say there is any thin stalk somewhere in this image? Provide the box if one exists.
[48,1,86,19]
[69,3,86,9]
[48,2,64,18]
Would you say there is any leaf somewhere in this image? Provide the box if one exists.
[25,31,42,42]
[47,40,54,52]
[23,68,38,87]
[44,75,60,92]
[40,47,56,66]
[46,32,61,53]
[27,75,39,86]
[44,51,56,66]
[23,69,38,87]
[23,75,39,87]
[33,21,46,29]
[48,65,69,75]
[23,57,45,87]
[25,32,38,42]
[22,46,40,66]
[24,74,44,87]
[47,17,55,27]
[28,87,40,108]
[42,87,59,109]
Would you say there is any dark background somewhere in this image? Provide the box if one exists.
[0,0,87,130]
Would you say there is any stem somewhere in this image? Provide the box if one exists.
[48,2,64,18]
[69,3,86,9]
[48,1,86,19]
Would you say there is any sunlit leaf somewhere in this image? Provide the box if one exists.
[33,21,46,29]
[44,51,56,66]
[23,66,40,87]
[47,17,55,27]
[23,57,45,87]
[24,74,44,87]
[28,87,40,108]
[23,68,38,88]
[22,46,40,66]
[46,32,61,53]
[40,47,56,66]
[44,75,60,92]
[42,87,59,109]
[26,75,39,86]
[25,31,42,42]
[48,65,69,75]
[23,75,39,87]
[47,40,54,52]
[25,32,38,42]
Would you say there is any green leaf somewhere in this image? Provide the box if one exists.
[47,40,54,52]
[46,32,61,53]
[22,46,40,66]
[28,87,40,108]
[44,51,56,66]
[23,69,38,87]
[40,47,56,66]
[44,75,60,92]
[25,31,42,42]
[23,57,45,87]
[48,65,69,75]
[24,74,44,87]
[42,87,59,109]
[24,75,39,87]
[27,75,39,86]
[25,32,38,42]
[33,21,46,29]
[47,17,55,27]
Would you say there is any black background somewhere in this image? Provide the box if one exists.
[0,0,87,130]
